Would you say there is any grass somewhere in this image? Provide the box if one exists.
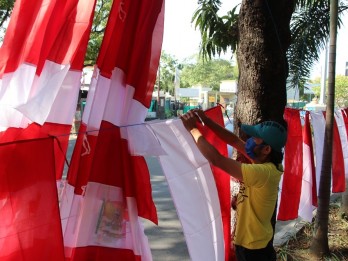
[275,198,348,260]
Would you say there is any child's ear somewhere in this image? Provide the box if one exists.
[263,145,272,155]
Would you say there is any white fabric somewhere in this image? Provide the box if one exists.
[62,182,152,260]
[17,60,71,124]
[334,110,348,178]
[148,119,225,261]
[121,124,166,156]
[298,142,314,221]
[0,63,36,129]
[310,111,326,195]
[46,70,81,124]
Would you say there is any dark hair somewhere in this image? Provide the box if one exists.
[269,148,284,170]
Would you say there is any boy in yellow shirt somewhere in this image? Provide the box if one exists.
[180,110,287,261]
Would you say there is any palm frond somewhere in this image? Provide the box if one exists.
[287,1,348,90]
[193,1,239,61]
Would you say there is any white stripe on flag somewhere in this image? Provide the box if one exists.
[310,111,325,195]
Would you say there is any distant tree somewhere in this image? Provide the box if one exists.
[180,56,237,90]
[0,0,14,27]
[334,75,348,107]
[311,75,348,107]
[0,0,15,42]
[84,0,112,66]
[156,51,179,95]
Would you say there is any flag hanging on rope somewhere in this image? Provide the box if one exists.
[0,0,97,179]
[298,111,316,221]
[63,0,165,260]
[148,116,225,261]
[277,108,303,220]
[0,0,96,260]
[0,135,64,261]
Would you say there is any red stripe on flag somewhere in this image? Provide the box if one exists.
[66,246,141,261]
[277,108,303,220]
[304,112,317,207]
[0,136,64,260]
[322,111,346,193]
[89,121,157,224]
[332,117,346,192]
[96,0,164,107]
[197,106,231,261]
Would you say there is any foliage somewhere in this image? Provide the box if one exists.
[180,56,237,90]
[156,51,179,95]
[0,0,14,27]
[0,0,14,42]
[192,0,239,60]
[84,0,113,66]
[193,0,348,93]
[287,1,348,91]
[310,75,348,107]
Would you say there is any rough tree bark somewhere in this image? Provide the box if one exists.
[235,0,294,133]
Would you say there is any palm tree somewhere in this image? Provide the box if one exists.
[310,0,339,257]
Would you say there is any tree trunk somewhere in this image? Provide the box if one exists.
[310,0,338,257]
[235,0,294,135]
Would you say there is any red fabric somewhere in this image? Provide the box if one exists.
[67,124,99,195]
[0,0,96,76]
[89,121,158,224]
[303,111,317,207]
[66,246,141,261]
[97,0,164,107]
[332,117,346,192]
[197,106,231,261]
[0,135,64,261]
[277,108,303,220]
[322,111,346,193]
[343,109,348,139]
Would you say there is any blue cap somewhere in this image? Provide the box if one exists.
[241,121,287,152]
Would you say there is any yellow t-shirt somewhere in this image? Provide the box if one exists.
[233,162,283,249]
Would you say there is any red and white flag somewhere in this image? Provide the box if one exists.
[277,108,303,220]
[0,0,96,260]
[298,111,316,221]
[148,117,226,261]
[62,0,165,260]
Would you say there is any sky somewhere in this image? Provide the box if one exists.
[162,0,348,77]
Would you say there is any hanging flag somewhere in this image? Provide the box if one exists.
[148,117,225,261]
[0,0,97,179]
[298,111,316,221]
[277,108,303,220]
[322,111,346,192]
[0,135,64,261]
[334,110,348,186]
[64,0,165,260]
[196,106,231,261]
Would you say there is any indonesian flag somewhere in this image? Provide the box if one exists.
[0,0,96,260]
[311,111,345,194]
[277,108,303,220]
[0,0,97,178]
[62,0,165,260]
[334,110,348,181]
[148,116,226,261]
[298,111,316,221]
[0,134,64,261]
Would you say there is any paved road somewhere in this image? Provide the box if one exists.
[144,156,190,261]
